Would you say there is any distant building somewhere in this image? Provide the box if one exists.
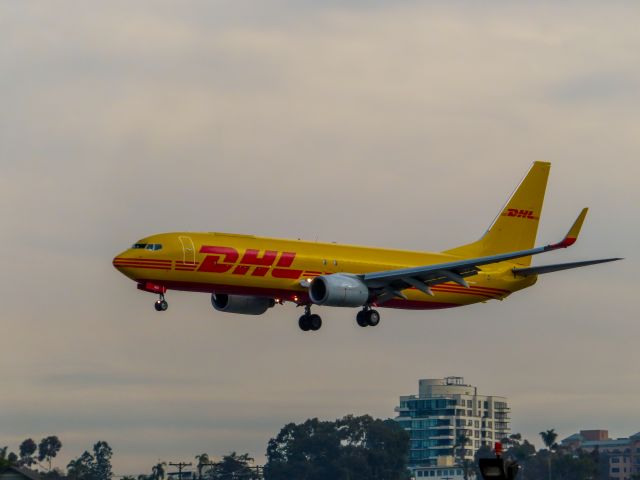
[394,376,510,477]
[410,456,466,480]
[0,466,42,480]
[561,430,640,480]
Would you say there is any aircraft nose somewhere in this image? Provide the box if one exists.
[112,252,130,272]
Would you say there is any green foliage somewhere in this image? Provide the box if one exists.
[0,446,17,468]
[489,434,602,480]
[208,452,257,480]
[195,453,210,480]
[93,441,113,480]
[540,429,559,451]
[151,462,166,480]
[264,414,410,480]
[67,450,94,480]
[19,439,38,467]
[67,441,113,480]
[38,436,62,471]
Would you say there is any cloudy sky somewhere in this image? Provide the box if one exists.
[1,0,639,475]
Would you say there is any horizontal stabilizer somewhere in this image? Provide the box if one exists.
[512,258,622,277]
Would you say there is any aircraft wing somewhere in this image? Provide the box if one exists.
[511,258,622,277]
[361,208,594,302]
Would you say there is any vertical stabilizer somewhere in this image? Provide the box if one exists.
[444,161,550,266]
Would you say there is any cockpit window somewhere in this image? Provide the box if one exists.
[132,243,162,250]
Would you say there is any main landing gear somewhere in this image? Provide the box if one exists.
[356,307,380,327]
[154,294,168,312]
[298,305,322,332]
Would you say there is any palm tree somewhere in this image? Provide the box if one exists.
[453,433,470,462]
[539,429,558,450]
[151,462,166,480]
[539,429,558,480]
[195,454,210,480]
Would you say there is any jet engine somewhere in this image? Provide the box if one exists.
[308,273,370,307]
[211,294,275,315]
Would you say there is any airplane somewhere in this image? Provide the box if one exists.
[113,161,620,332]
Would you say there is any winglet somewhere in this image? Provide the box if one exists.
[548,208,588,249]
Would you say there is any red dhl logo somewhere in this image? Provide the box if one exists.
[197,246,303,279]
[501,208,539,220]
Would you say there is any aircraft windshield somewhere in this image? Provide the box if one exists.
[131,243,163,250]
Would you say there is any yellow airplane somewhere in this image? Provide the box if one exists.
[113,162,620,331]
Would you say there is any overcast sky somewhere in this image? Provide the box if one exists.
[1,0,639,475]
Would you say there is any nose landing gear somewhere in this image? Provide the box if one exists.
[154,294,168,312]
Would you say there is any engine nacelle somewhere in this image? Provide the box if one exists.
[211,294,275,315]
[308,273,370,307]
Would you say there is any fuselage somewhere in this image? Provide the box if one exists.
[113,232,537,309]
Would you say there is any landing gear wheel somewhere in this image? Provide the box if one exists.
[308,314,322,331]
[155,295,168,312]
[298,315,311,331]
[366,309,380,326]
[356,310,369,327]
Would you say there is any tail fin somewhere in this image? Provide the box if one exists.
[444,161,551,266]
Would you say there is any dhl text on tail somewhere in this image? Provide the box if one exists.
[113,162,621,332]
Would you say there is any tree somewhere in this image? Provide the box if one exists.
[38,436,62,471]
[66,441,113,480]
[552,449,597,480]
[67,451,94,480]
[539,429,558,480]
[93,441,113,480]
[151,462,166,480]
[539,430,558,451]
[0,447,17,468]
[209,453,257,480]
[195,454,210,480]
[453,433,470,463]
[19,439,38,467]
[264,415,410,480]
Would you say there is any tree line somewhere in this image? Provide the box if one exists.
[4,422,631,480]
[0,415,410,480]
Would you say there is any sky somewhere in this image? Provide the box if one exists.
[1,0,639,475]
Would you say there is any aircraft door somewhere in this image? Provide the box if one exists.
[178,236,196,265]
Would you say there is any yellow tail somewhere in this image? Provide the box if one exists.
[444,161,551,266]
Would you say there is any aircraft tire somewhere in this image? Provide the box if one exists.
[298,315,311,331]
[155,299,168,311]
[356,310,368,327]
[366,309,380,326]
[309,314,322,331]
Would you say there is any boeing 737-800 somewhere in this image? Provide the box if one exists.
[113,162,619,331]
